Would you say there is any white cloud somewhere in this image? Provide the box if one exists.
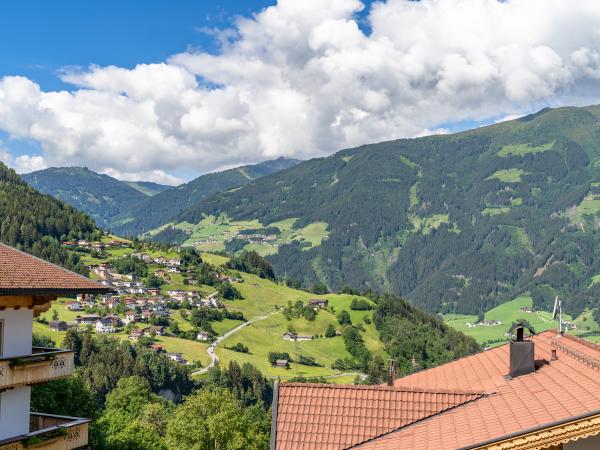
[3,0,600,181]
[101,167,184,186]
[0,146,47,173]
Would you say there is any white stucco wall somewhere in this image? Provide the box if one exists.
[0,309,33,357]
[565,434,600,449]
[0,386,31,439]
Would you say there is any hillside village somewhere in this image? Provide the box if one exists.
[32,234,384,381]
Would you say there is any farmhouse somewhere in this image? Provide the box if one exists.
[105,298,120,310]
[148,343,165,353]
[95,318,117,333]
[296,335,313,341]
[48,320,68,332]
[129,328,145,340]
[274,359,289,369]
[197,331,210,341]
[167,352,186,364]
[271,324,600,450]
[145,325,165,336]
[282,332,297,341]
[281,332,312,341]
[66,301,83,311]
[309,298,328,309]
[76,314,101,325]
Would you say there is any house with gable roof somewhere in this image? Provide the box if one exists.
[271,323,600,450]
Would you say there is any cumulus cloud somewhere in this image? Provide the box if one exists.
[0,147,47,173]
[3,0,600,181]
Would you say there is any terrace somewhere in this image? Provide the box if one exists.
[0,413,88,450]
[0,347,74,389]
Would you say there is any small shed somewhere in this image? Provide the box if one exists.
[48,321,68,332]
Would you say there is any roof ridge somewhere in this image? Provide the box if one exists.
[561,332,600,354]
[392,329,560,387]
[280,382,484,396]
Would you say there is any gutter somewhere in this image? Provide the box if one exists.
[459,408,600,450]
[270,380,280,450]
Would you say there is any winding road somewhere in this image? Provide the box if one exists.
[192,310,280,375]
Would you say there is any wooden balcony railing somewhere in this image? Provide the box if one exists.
[0,413,88,450]
[0,347,74,389]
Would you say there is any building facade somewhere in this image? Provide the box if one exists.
[0,243,108,449]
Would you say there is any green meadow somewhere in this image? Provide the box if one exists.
[38,243,381,382]
[486,168,528,183]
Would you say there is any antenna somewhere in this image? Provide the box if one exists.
[552,296,563,335]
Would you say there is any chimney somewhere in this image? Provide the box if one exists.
[387,359,396,386]
[509,321,536,378]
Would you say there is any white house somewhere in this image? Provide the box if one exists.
[0,242,108,447]
[95,318,117,333]
[197,331,210,341]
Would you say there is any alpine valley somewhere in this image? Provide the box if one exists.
[148,106,600,321]
[19,106,600,326]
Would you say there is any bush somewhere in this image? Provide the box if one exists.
[325,324,337,338]
[217,282,243,300]
[296,355,322,367]
[337,310,352,326]
[268,352,291,365]
[350,298,373,311]
[227,343,250,354]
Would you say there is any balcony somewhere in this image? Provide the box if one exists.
[0,414,89,450]
[0,348,74,389]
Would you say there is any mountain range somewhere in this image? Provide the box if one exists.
[22,157,300,234]
[164,105,600,319]
[19,105,600,321]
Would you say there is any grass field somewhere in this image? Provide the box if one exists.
[497,141,554,157]
[566,194,600,224]
[162,214,331,256]
[49,241,389,383]
[410,214,450,234]
[486,168,528,183]
[444,296,572,346]
[215,282,385,379]
[482,206,510,216]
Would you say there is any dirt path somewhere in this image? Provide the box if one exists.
[192,310,280,375]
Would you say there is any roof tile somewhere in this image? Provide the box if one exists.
[0,243,108,295]
[274,383,482,450]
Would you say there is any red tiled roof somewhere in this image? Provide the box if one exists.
[273,383,482,450]
[0,243,109,295]
[274,332,600,450]
[352,331,600,449]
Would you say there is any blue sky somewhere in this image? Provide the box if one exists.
[1,0,279,91]
[1,0,598,183]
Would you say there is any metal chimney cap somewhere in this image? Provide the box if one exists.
[509,319,536,341]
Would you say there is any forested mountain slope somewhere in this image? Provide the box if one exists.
[0,163,98,274]
[174,105,600,318]
[113,157,300,236]
[23,167,150,228]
